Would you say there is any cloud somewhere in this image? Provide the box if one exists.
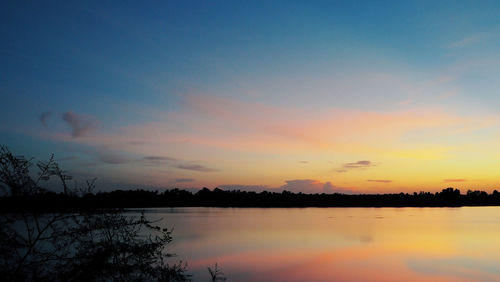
[78,147,133,165]
[174,164,217,172]
[338,161,379,172]
[299,160,308,164]
[143,156,217,173]
[97,151,210,169]
[343,160,374,168]
[60,145,215,173]
[39,112,52,127]
[143,156,177,166]
[280,179,352,194]
[144,156,177,162]
[444,179,467,182]
[366,179,392,183]
[62,111,97,138]
[170,178,195,184]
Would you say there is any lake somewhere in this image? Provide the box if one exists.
[143,207,500,281]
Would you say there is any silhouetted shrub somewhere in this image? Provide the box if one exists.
[0,146,190,281]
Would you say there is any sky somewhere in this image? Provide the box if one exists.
[2,1,500,193]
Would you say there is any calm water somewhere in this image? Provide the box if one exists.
[141,207,500,281]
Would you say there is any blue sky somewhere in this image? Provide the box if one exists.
[2,1,500,192]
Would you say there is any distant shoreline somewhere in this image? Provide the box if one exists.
[2,187,500,211]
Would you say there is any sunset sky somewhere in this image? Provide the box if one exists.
[2,1,500,193]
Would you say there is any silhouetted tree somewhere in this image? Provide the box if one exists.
[0,146,190,281]
[208,263,227,282]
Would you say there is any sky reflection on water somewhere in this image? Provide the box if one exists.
[142,207,500,281]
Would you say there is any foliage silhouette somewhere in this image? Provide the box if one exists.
[3,185,500,210]
[0,146,191,281]
[208,263,227,282]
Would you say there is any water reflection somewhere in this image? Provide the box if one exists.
[141,207,500,281]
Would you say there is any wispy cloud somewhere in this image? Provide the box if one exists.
[143,155,216,172]
[68,147,133,165]
[144,156,177,162]
[343,160,376,168]
[143,156,177,166]
[338,161,379,172]
[62,111,97,138]
[444,179,467,182]
[366,179,392,183]
[174,164,217,172]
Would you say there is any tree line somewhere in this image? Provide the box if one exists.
[3,187,500,210]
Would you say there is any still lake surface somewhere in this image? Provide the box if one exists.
[142,207,500,281]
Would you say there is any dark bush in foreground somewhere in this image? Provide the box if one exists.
[0,146,191,281]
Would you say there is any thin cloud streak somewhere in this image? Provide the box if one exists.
[343,160,376,169]
[142,155,217,173]
[142,156,177,166]
[174,164,217,172]
[338,161,379,172]
[444,179,467,182]
[144,156,177,162]
[366,179,393,183]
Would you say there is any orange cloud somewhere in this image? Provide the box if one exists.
[367,179,393,183]
[444,179,467,182]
